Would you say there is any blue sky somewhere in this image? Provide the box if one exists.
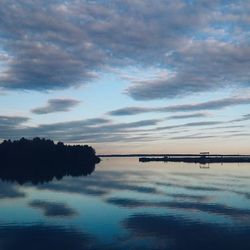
[0,0,250,154]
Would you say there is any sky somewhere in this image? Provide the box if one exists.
[0,0,250,154]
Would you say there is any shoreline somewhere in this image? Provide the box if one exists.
[139,155,250,164]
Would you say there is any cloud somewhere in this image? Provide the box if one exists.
[157,121,223,130]
[0,1,103,91]
[0,115,29,127]
[231,113,250,122]
[0,116,160,143]
[1,0,248,97]
[108,107,153,116]
[108,96,250,116]
[0,0,207,91]
[126,40,250,100]
[126,120,226,136]
[29,200,77,217]
[222,132,250,138]
[201,125,245,131]
[31,98,80,114]
[0,116,30,137]
[1,111,244,144]
[167,112,209,119]
[168,134,216,140]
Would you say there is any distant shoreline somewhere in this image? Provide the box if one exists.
[99,154,250,158]
[98,153,250,164]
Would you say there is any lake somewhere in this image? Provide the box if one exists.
[0,157,250,250]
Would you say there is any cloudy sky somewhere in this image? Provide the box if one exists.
[0,0,250,154]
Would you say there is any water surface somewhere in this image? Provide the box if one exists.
[1,158,250,250]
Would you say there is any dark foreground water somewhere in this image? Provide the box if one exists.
[1,158,250,250]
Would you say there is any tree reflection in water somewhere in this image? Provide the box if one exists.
[0,138,100,184]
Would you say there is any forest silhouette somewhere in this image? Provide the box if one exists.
[0,138,100,184]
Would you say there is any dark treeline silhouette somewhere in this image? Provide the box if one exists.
[0,138,100,184]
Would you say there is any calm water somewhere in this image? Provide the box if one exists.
[1,158,250,250]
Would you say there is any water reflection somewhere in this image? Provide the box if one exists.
[0,182,26,199]
[29,200,78,218]
[124,213,250,250]
[0,161,96,184]
[0,224,94,250]
[0,158,250,250]
[106,197,250,218]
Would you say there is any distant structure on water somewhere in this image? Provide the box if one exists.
[139,153,250,164]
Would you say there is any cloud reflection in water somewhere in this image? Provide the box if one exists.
[0,159,250,250]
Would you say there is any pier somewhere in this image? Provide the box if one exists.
[139,154,250,164]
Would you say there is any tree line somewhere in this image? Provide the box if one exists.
[0,137,100,184]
